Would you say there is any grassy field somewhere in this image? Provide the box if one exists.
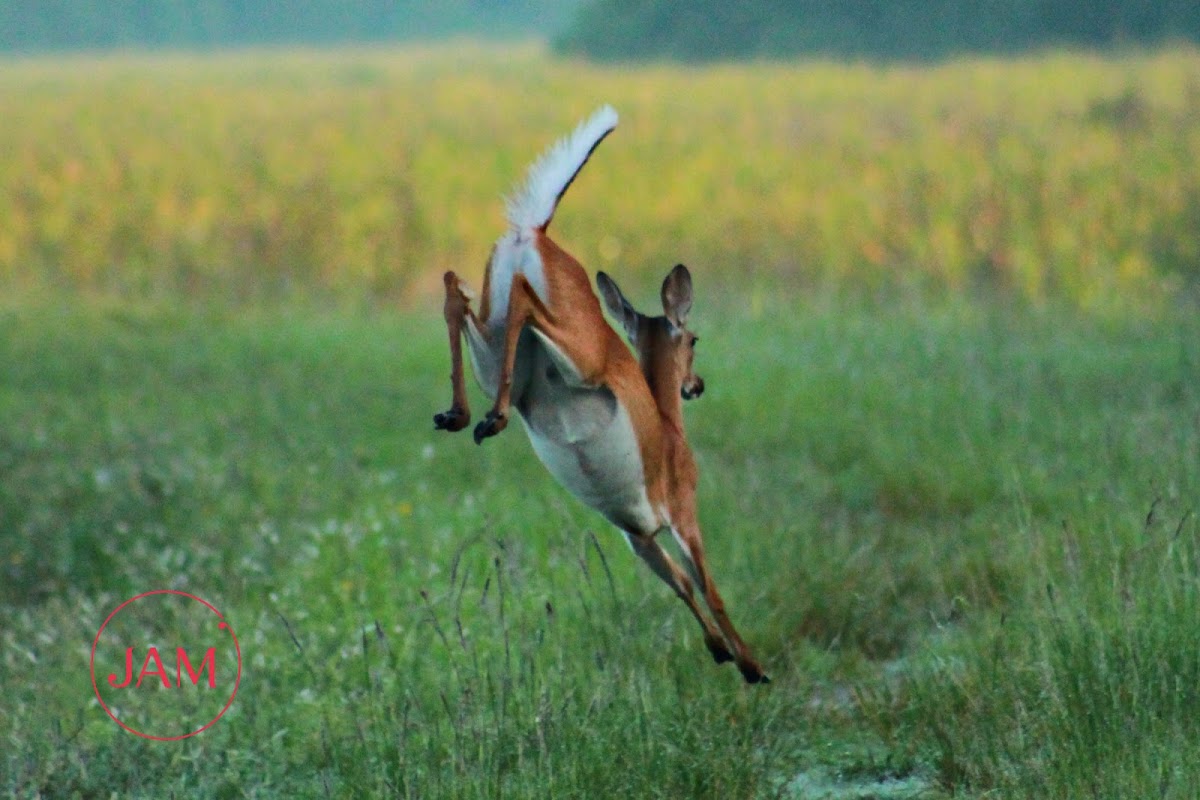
[1,44,1199,799]
[1,296,1197,797]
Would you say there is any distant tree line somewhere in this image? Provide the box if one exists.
[2,0,1198,59]
[0,0,579,51]
[555,0,1200,61]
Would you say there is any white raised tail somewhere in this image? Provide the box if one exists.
[505,105,618,234]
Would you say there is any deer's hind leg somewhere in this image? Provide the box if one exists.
[434,271,477,432]
[473,273,607,444]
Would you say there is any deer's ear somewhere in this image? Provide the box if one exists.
[596,271,641,341]
[661,264,693,328]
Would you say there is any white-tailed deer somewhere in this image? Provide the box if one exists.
[433,107,767,683]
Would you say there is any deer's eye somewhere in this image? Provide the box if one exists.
[690,335,699,348]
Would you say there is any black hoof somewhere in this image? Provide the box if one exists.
[434,407,470,432]
[707,641,735,665]
[739,662,770,685]
[473,411,507,444]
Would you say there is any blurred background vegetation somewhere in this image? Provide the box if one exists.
[1,46,1198,309]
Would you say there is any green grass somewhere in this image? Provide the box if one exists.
[1,294,1196,797]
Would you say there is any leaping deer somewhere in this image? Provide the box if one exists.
[433,106,768,683]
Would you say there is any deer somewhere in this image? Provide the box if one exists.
[433,106,767,683]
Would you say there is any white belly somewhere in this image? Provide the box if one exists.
[519,351,658,534]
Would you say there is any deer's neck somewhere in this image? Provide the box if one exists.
[645,367,685,435]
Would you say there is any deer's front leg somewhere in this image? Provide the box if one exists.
[434,271,476,433]
[623,529,734,667]
[672,520,769,684]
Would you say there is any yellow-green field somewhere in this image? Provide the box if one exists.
[2,44,1199,306]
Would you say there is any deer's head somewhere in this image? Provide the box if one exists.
[597,264,704,403]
